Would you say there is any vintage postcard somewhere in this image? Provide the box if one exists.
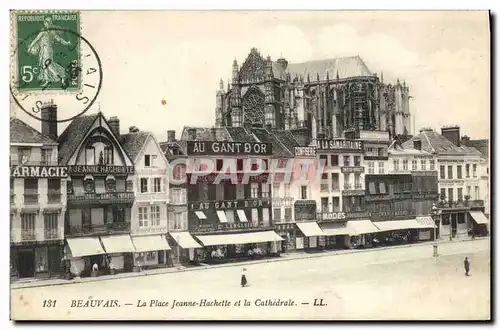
[9,10,490,321]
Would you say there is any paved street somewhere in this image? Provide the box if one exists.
[11,239,490,320]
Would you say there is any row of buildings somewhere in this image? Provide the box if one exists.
[10,50,489,281]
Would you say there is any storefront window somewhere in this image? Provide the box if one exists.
[35,247,48,273]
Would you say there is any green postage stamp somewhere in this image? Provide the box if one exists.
[12,11,81,92]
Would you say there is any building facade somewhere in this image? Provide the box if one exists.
[10,107,67,280]
[120,130,171,270]
[403,126,488,239]
[215,48,411,140]
[58,112,136,277]
[178,126,285,262]
[160,130,193,264]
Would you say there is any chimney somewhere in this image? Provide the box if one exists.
[210,127,217,141]
[461,135,470,146]
[108,116,120,137]
[187,128,197,140]
[441,125,460,147]
[167,130,176,142]
[413,138,422,151]
[41,100,58,140]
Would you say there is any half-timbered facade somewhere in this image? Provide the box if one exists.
[58,112,136,276]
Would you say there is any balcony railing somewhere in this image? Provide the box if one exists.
[343,184,351,190]
[44,229,59,240]
[320,185,329,193]
[47,193,61,204]
[67,191,134,204]
[21,230,36,241]
[438,199,485,209]
[354,184,363,189]
[23,193,39,205]
[67,222,131,236]
[331,184,340,191]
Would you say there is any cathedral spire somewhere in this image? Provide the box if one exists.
[219,78,224,91]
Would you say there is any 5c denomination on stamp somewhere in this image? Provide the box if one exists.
[10,10,103,123]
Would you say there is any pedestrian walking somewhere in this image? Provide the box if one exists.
[464,257,470,276]
[241,268,248,287]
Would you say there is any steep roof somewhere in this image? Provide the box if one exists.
[225,127,257,142]
[118,132,150,162]
[57,114,98,164]
[272,130,300,152]
[10,118,57,145]
[466,139,489,159]
[250,128,293,157]
[277,56,373,81]
[402,130,482,157]
[159,141,187,161]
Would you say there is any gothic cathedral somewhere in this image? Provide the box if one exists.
[215,48,411,141]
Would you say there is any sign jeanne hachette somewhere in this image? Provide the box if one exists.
[11,165,69,178]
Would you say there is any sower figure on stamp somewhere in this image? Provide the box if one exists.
[27,17,71,88]
[241,268,248,288]
[464,257,470,276]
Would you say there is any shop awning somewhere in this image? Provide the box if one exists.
[416,216,437,228]
[132,235,171,252]
[320,222,351,236]
[296,222,324,237]
[469,211,489,225]
[216,210,228,223]
[374,219,424,232]
[195,211,207,220]
[236,210,248,222]
[348,220,380,235]
[100,234,136,254]
[196,231,283,247]
[171,231,202,249]
[67,237,105,258]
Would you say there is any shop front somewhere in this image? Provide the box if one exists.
[468,210,489,236]
[274,222,297,252]
[195,230,283,263]
[66,237,106,277]
[372,218,436,244]
[439,209,469,239]
[10,242,64,280]
[99,235,136,273]
[317,212,350,250]
[131,235,171,270]
[295,221,325,252]
[168,231,203,264]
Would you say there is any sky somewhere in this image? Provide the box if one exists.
[11,10,491,141]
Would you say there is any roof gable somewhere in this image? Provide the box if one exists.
[57,115,98,164]
[118,132,150,163]
[402,130,482,156]
[10,118,56,145]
